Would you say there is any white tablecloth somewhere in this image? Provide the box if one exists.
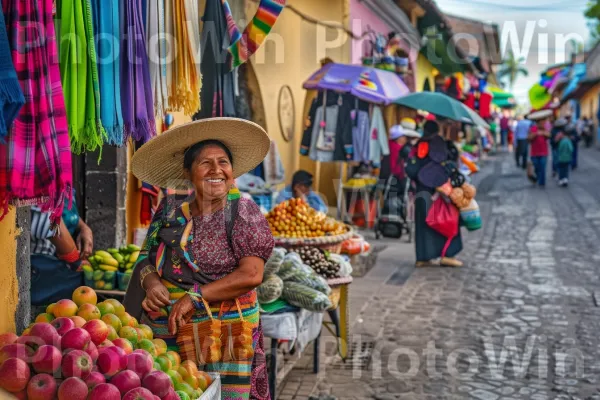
[261,309,324,353]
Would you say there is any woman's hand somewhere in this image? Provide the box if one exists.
[76,221,94,259]
[168,295,195,335]
[142,280,170,312]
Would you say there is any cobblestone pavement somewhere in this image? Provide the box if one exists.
[275,148,600,400]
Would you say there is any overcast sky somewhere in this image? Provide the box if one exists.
[435,0,592,105]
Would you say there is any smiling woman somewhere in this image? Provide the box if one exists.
[125,118,275,399]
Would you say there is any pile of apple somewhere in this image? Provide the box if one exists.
[0,286,212,400]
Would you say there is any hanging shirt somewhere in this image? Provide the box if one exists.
[352,110,370,163]
[369,106,390,167]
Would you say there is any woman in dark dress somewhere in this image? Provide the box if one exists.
[406,120,463,267]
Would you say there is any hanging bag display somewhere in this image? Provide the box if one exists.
[315,91,337,152]
[219,299,255,362]
[176,297,223,366]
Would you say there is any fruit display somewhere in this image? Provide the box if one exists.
[343,177,378,188]
[0,286,215,400]
[85,246,141,291]
[266,198,347,238]
[295,246,341,279]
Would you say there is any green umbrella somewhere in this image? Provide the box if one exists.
[394,92,490,129]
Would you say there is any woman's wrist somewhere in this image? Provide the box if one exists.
[57,247,80,264]
[140,266,159,290]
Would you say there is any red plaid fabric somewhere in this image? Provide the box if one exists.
[0,0,72,224]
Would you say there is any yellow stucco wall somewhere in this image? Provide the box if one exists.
[580,84,600,122]
[0,208,19,333]
[416,54,437,92]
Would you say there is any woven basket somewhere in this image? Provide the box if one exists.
[273,226,353,255]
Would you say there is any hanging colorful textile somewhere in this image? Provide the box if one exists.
[121,0,156,143]
[223,0,286,71]
[0,7,24,141]
[146,0,169,117]
[91,0,124,146]
[0,0,72,224]
[59,0,105,153]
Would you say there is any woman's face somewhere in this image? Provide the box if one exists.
[186,144,234,201]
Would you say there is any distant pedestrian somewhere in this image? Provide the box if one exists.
[500,115,510,149]
[556,132,574,187]
[564,115,579,169]
[581,116,593,148]
[551,118,568,179]
[527,110,552,188]
[514,116,532,169]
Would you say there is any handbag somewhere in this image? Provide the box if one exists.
[426,194,459,257]
[315,91,336,152]
[177,297,222,366]
[219,299,254,362]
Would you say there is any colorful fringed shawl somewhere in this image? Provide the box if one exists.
[58,0,105,153]
[0,0,72,224]
[146,0,169,117]
[0,6,24,141]
[121,0,156,142]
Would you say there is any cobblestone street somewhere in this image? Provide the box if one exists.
[276,148,600,400]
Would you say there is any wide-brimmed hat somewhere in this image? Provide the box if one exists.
[554,118,568,128]
[527,109,553,121]
[131,118,270,189]
[400,118,421,138]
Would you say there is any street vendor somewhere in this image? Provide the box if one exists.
[124,118,274,400]
[275,170,328,213]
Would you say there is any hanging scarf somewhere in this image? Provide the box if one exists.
[223,0,286,71]
[147,0,169,118]
[168,0,201,116]
[0,0,72,224]
[0,8,24,141]
[91,0,124,146]
[59,0,105,153]
[121,0,156,143]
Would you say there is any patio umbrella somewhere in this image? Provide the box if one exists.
[528,83,552,112]
[303,63,410,105]
[394,92,490,128]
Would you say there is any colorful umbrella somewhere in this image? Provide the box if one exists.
[394,92,489,128]
[528,83,552,111]
[303,63,410,105]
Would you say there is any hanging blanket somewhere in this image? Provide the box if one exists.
[0,7,24,141]
[121,0,156,143]
[59,0,105,153]
[91,0,124,146]
[0,0,72,224]
[168,0,201,116]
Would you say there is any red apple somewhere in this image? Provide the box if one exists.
[29,323,60,347]
[97,346,127,377]
[27,373,57,400]
[85,341,99,362]
[51,317,75,336]
[32,345,62,374]
[162,387,179,400]
[57,377,88,400]
[61,349,93,379]
[53,299,78,318]
[142,371,171,398]
[153,396,161,400]
[82,319,109,345]
[0,358,30,393]
[99,339,114,348]
[0,343,34,364]
[0,333,18,348]
[88,383,121,400]
[127,352,153,379]
[72,286,97,307]
[61,328,91,351]
[12,389,27,400]
[111,370,141,396]
[112,338,134,355]
[84,371,106,389]
[16,334,46,353]
[70,316,86,328]
[123,387,155,400]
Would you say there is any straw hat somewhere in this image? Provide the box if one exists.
[131,118,270,189]
[527,109,553,121]
[400,118,421,138]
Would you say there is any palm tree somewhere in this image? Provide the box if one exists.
[497,51,529,91]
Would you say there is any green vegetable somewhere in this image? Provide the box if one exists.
[281,282,332,312]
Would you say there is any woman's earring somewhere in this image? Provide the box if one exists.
[227,185,241,200]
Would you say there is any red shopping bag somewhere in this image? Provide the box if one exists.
[426,194,459,257]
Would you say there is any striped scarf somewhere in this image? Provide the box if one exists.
[0,0,72,225]
[0,6,24,141]
[222,0,286,71]
[58,0,105,153]
[91,0,124,146]
[146,0,169,118]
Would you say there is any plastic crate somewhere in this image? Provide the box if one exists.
[83,269,117,291]
[251,194,272,212]
[117,271,132,291]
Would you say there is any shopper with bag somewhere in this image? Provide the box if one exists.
[405,120,463,268]
[124,119,274,400]
[527,110,552,188]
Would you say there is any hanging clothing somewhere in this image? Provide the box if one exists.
[478,92,492,119]
[91,0,124,146]
[146,0,169,118]
[351,109,370,163]
[121,0,156,142]
[300,91,353,162]
[262,140,285,185]
[0,6,24,140]
[0,0,73,225]
[369,106,390,167]
[58,0,105,153]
